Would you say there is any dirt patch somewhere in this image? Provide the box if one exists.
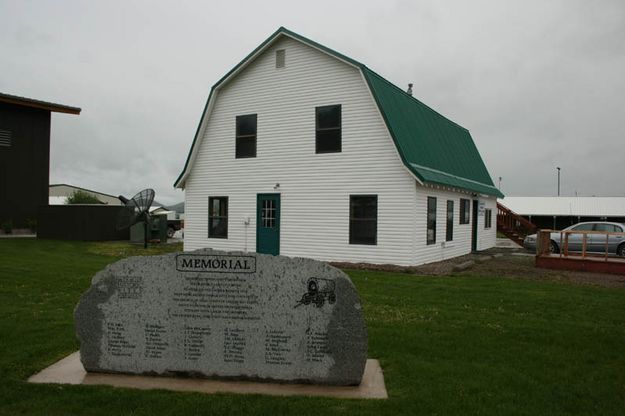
[333,248,625,289]
[457,253,625,289]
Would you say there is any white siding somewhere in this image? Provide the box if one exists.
[413,186,496,265]
[183,35,497,266]
[477,197,497,251]
[184,37,418,265]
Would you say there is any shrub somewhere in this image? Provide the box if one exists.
[26,218,38,232]
[2,219,13,234]
[65,190,102,204]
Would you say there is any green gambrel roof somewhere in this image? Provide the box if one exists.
[175,27,503,198]
[361,68,503,197]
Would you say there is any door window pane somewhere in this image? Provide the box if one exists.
[261,199,276,228]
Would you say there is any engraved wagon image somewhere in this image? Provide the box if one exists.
[295,277,336,308]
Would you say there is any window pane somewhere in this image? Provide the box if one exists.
[316,105,341,129]
[208,197,228,238]
[262,199,275,228]
[349,195,377,245]
[351,197,376,219]
[349,220,376,245]
[316,129,341,153]
[427,197,436,245]
[446,200,454,241]
[209,218,227,236]
[594,223,616,232]
[236,114,257,136]
[460,199,470,224]
[236,137,256,158]
[572,223,594,231]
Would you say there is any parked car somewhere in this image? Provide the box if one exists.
[524,222,625,256]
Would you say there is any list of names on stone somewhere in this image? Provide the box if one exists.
[183,325,211,361]
[144,323,168,359]
[172,277,259,321]
[75,250,368,385]
[264,330,293,365]
[223,328,246,363]
[306,330,329,362]
[116,276,143,299]
[106,321,136,357]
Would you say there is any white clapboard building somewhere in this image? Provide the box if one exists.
[175,27,503,266]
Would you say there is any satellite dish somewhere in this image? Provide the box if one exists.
[116,188,155,248]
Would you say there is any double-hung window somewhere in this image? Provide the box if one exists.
[427,197,437,245]
[446,200,454,241]
[460,199,470,224]
[236,114,257,158]
[315,105,341,153]
[208,197,228,238]
[484,208,492,229]
[349,195,377,245]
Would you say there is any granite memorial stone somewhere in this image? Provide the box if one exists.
[74,249,368,385]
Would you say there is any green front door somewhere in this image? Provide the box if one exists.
[256,193,280,255]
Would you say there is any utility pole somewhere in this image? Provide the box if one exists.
[556,167,561,196]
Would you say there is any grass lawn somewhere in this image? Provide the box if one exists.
[1,239,625,415]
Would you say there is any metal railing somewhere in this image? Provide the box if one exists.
[536,229,625,261]
[497,202,537,240]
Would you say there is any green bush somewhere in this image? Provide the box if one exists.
[65,190,102,204]
[1,219,12,234]
[26,218,37,232]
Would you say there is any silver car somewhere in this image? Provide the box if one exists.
[523,222,625,256]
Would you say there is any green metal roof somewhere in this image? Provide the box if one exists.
[361,68,503,198]
[175,27,503,198]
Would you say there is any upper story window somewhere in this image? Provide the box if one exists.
[236,114,257,158]
[276,49,286,68]
[460,198,470,224]
[315,105,341,153]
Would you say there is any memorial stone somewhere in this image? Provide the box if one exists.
[74,249,368,385]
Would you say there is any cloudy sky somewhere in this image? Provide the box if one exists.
[1,0,624,205]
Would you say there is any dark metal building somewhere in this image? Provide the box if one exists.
[0,92,80,228]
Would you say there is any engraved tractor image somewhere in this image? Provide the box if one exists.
[295,277,336,308]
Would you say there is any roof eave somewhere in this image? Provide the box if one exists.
[0,93,81,114]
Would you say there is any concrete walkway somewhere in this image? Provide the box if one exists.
[496,238,522,249]
[0,233,36,238]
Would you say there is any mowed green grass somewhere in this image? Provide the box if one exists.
[1,239,625,415]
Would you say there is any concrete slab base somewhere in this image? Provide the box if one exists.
[28,352,388,399]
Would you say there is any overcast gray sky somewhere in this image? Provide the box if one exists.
[1,0,624,205]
